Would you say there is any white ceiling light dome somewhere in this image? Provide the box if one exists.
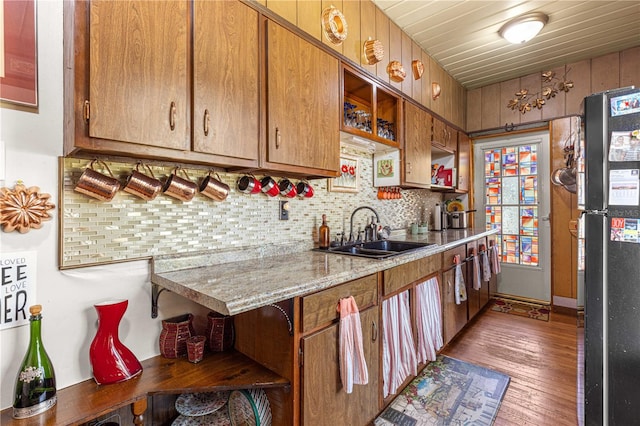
[499,12,549,44]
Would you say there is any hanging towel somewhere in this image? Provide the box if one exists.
[454,262,467,304]
[490,244,501,274]
[415,277,443,364]
[481,250,492,282]
[382,291,417,398]
[472,254,482,290]
[338,296,368,394]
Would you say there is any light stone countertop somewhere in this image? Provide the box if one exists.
[151,228,498,316]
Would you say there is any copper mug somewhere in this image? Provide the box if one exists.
[162,168,197,202]
[123,163,162,201]
[74,160,120,202]
[199,172,229,201]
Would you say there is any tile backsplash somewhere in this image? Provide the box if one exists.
[61,149,442,268]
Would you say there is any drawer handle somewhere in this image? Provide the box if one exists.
[372,320,378,342]
[169,101,176,131]
[275,127,281,149]
[203,109,210,136]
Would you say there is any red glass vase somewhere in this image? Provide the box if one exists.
[89,300,143,385]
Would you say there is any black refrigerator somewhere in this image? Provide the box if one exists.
[582,87,640,425]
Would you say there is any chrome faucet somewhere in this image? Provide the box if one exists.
[349,206,380,243]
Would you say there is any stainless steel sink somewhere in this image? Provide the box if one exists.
[321,240,435,259]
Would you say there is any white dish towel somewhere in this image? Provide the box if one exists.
[454,262,467,304]
[338,296,368,394]
[481,249,492,282]
[415,277,443,364]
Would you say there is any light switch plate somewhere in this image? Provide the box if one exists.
[279,201,289,220]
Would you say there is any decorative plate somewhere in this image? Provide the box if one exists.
[228,389,272,426]
[175,391,230,417]
[172,410,231,426]
[0,181,55,233]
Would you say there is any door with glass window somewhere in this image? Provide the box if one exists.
[473,131,551,303]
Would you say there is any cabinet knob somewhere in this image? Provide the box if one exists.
[169,101,177,131]
[203,109,210,136]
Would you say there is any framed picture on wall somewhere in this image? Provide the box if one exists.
[329,154,359,193]
[373,150,400,187]
[1,0,38,110]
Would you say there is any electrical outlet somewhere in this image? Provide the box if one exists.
[279,201,290,220]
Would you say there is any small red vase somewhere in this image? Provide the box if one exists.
[89,300,143,385]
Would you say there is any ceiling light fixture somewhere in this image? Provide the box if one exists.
[499,12,548,44]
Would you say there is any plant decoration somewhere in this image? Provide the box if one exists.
[507,69,574,114]
[0,181,55,233]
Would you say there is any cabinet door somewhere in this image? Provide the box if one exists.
[403,102,431,187]
[193,1,259,163]
[442,266,468,345]
[89,0,189,150]
[301,307,379,426]
[266,21,340,173]
[457,131,470,192]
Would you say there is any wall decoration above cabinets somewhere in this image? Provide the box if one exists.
[432,83,442,100]
[412,60,424,80]
[507,69,574,114]
[363,38,384,65]
[387,61,407,82]
[322,5,348,45]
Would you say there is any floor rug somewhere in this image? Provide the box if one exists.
[375,355,510,426]
[490,297,551,321]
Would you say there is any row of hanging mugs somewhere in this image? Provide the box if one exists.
[237,175,314,198]
[74,160,230,203]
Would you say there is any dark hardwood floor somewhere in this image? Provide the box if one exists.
[442,307,579,425]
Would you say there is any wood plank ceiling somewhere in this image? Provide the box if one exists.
[371,1,640,89]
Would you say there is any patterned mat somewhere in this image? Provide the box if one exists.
[375,355,510,426]
[490,297,551,321]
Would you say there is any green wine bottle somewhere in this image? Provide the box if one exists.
[13,305,57,419]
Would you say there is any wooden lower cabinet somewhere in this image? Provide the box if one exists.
[301,306,380,425]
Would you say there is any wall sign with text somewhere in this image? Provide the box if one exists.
[1,251,37,330]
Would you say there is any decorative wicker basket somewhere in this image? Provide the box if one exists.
[159,313,195,358]
[206,311,235,352]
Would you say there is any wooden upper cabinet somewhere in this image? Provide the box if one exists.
[193,1,259,162]
[88,0,189,150]
[403,101,431,188]
[457,131,470,192]
[265,20,340,174]
[432,117,456,151]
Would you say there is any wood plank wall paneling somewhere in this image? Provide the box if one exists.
[621,46,640,87]
[359,0,376,76]
[467,46,640,132]
[591,52,620,94]
[266,0,296,25]
[342,0,361,65]
[375,7,389,84]
[550,117,580,300]
[297,0,321,41]
[565,59,591,117]
[421,51,432,111]
[401,31,412,97]
[387,21,402,92]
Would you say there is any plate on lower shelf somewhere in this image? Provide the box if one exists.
[175,391,230,417]
[172,410,231,426]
